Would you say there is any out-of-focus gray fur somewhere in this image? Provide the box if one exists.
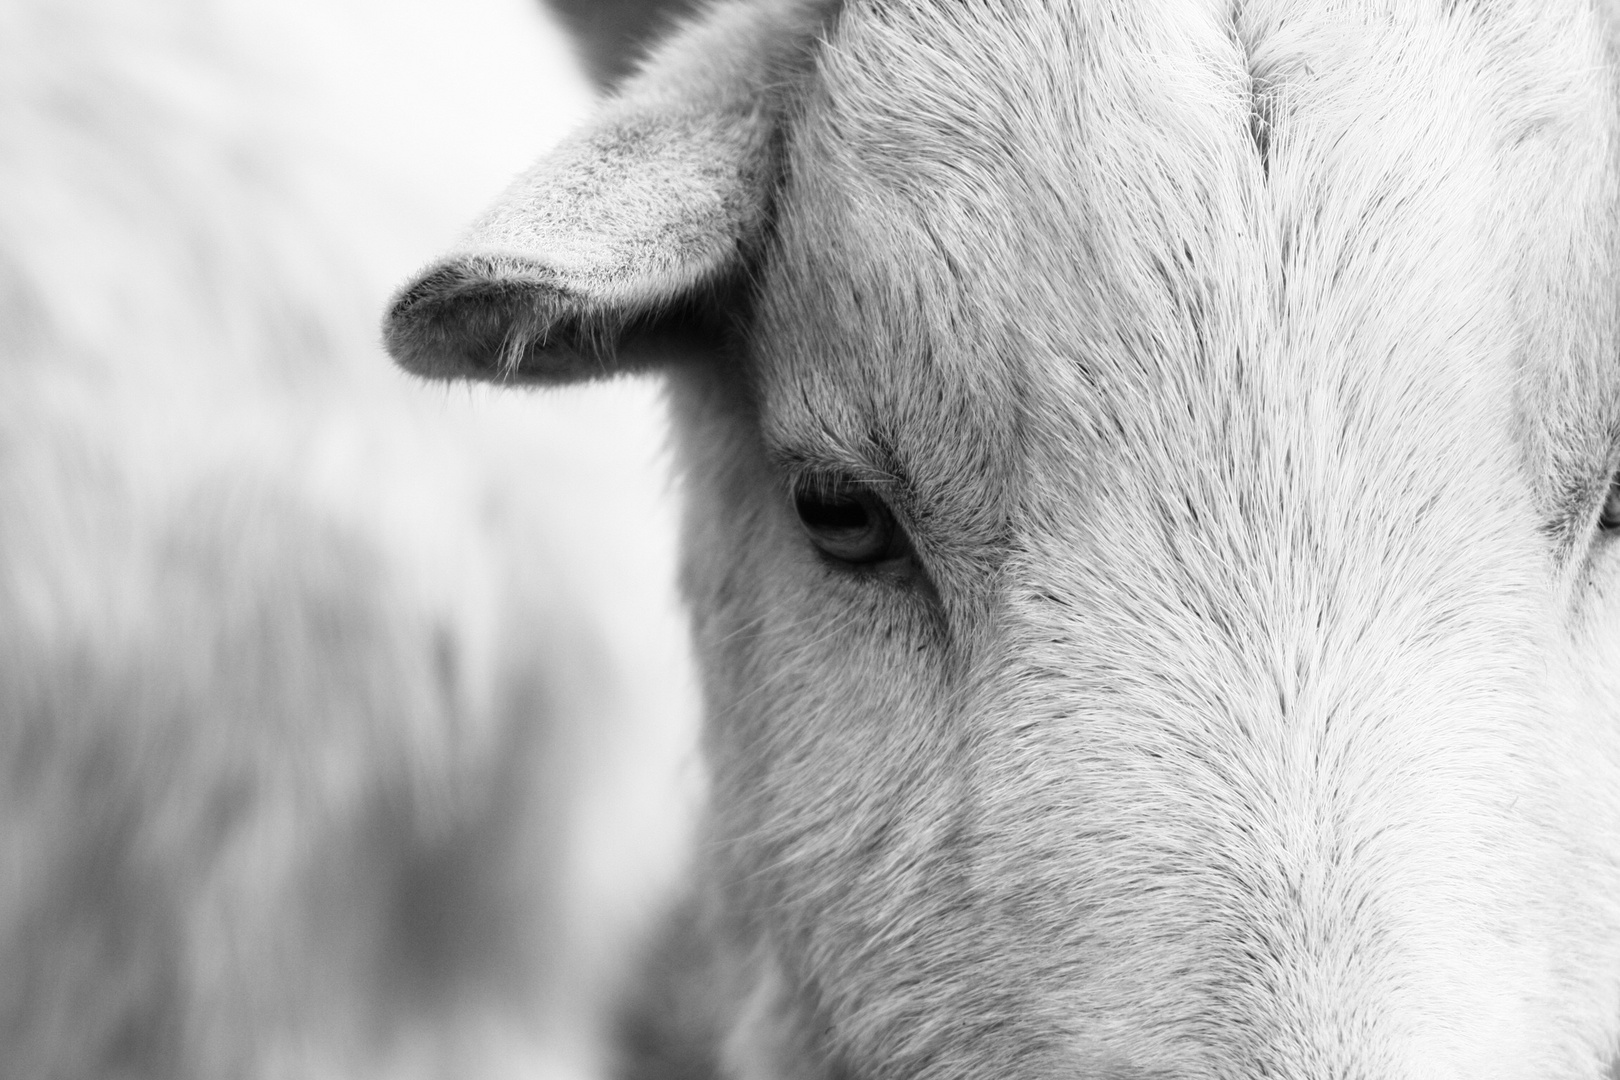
[2,2,693,1077]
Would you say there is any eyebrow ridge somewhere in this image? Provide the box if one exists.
[767,429,913,494]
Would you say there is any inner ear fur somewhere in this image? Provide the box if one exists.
[384,0,835,385]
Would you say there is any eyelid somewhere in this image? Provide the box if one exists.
[772,449,910,505]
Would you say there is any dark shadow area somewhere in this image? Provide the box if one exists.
[612,894,724,1080]
[545,0,703,88]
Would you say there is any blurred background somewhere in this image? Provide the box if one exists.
[0,1,702,1077]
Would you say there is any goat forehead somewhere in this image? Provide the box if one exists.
[759,0,1615,510]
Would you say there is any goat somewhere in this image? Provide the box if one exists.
[389,0,1620,1076]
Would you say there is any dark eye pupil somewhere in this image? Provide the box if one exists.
[792,482,901,565]
[795,492,870,532]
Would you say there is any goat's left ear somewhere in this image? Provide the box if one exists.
[385,0,827,385]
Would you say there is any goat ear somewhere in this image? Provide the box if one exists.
[384,1,825,384]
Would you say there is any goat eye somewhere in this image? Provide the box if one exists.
[793,481,903,565]
[1601,475,1620,533]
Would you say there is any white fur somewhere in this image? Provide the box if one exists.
[391,0,1620,1076]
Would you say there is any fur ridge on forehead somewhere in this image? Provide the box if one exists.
[754,0,1620,537]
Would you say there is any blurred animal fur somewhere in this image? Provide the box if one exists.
[0,2,694,1077]
[399,0,1620,1076]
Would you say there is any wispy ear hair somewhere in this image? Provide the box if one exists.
[384,0,836,386]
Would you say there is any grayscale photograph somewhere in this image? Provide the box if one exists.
[6,1,1620,1078]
